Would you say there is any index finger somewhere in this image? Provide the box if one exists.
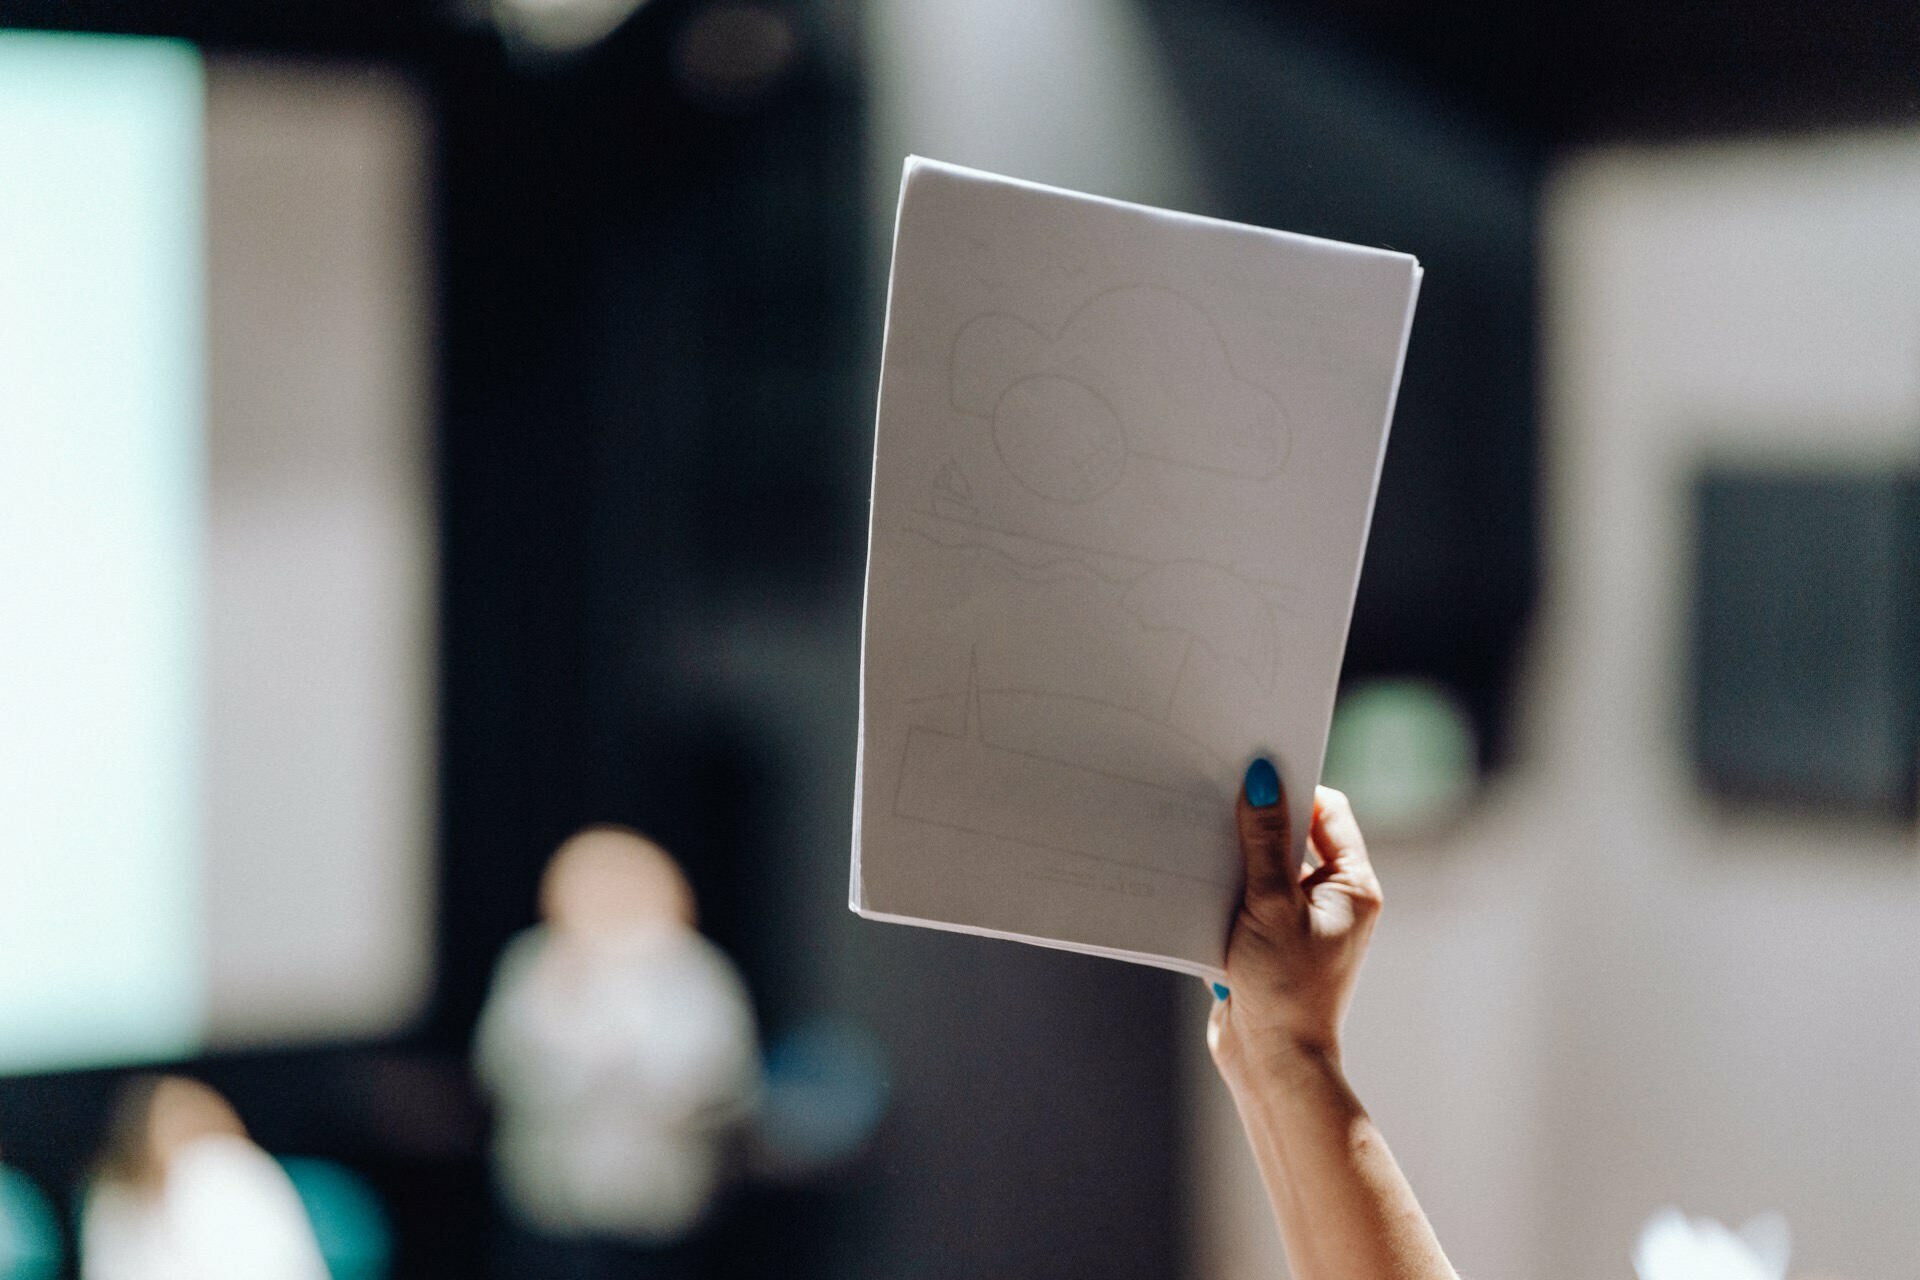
[1310,785,1382,901]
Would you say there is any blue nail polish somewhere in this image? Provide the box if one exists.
[1244,758,1280,808]
[1212,982,1230,1001]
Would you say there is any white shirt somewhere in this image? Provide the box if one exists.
[475,925,761,1242]
[81,1136,329,1280]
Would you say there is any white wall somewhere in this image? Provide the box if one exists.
[1192,131,1920,1280]
[1527,132,1920,1280]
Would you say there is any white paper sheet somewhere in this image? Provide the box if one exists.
[852,157,1421,978]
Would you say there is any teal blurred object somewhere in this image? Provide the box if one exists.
[0,1166,61,1280]
[758,1020,891,1180]
[279,1158,392,1280]
[1321,678,1479,839]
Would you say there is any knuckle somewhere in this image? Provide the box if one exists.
[1314,789,1354,827]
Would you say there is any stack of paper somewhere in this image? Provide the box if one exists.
[851,157,1421,979]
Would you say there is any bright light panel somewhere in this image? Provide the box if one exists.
[0,32,207,1072]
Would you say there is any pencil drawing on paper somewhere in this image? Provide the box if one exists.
[855,156,1422,969]
[882,283,1300,885]
[892,654,1228,887]
[948,283,1291,496]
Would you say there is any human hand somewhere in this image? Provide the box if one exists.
[1209,759,1383,1080]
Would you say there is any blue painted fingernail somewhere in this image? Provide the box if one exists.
[1244,758,1280,808]
[1212,982,1230,1001]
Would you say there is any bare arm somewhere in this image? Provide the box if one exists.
[1208,763,1457,1280]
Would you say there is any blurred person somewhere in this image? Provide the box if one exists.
[1209,760,1458,1280]
[475,825,761,1280]
[80,1075,328,1280]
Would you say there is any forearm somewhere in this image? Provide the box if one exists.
[1221,1044,1456,1280]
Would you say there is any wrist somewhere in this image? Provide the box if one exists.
[1216,1021,1346,1092]
[1251,1035,1345,1086]
[1218,1034,1369,1163]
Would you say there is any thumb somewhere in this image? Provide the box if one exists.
[1234,757,1298,904]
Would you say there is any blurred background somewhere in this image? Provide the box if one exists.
[0,0,1915,1277]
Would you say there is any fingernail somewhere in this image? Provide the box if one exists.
[1244,758,1280,809]
[1212,982,1230,1001]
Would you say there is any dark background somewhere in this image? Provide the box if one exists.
[0,1,1916,1276]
